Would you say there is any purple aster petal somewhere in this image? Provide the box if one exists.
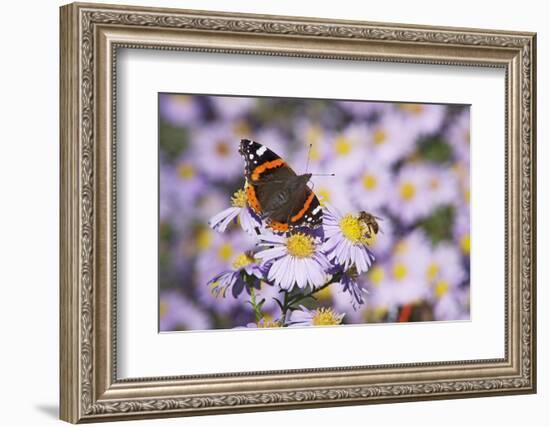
[257,233,287,247]
[295,259,307,289]
[231,275,246,298]
[209,207,240,232]
[238,208,261,235]
[337,273,367,309]
[256,246,287,263]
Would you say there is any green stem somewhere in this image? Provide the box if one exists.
[287,282,330,307]
[286,272,343,308]
[249,287,263,324]
[280,291,290,326]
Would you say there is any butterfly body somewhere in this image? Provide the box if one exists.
[239,139,322,232]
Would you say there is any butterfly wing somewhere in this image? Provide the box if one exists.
[240,139,296,217]
[239,139,323,231]
[239,139,296,182]
[288,186,323,229]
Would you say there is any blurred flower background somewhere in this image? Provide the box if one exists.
[159,93,470,331]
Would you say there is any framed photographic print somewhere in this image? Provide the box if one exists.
[59,2,537,423]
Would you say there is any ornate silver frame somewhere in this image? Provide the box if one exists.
[60,2,537,423]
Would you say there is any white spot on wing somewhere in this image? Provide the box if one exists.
[249,154,254,159]
[312,205,322,215]
[256,146,267,156]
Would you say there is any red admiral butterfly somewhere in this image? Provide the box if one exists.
[239,139,323,233]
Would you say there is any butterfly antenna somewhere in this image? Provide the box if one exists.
[305,144,335,178]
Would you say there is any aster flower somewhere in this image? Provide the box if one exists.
[322,205,376,274]
[197,189,232,220]
[351,160,392,212]
[208,251,266,298]
[159,93,202,127]
[445,109,470,166]
[365,113,419,166]
[190,123,243,181]
[426,243,466,288]
[289,306,345,326]
[394,103,446,135]
[195,231,258,313]
[245,317,282,329]
[325,123,369,178]
[387,162,435,225]
[255,232,331,291]
[424,164,459,207]
[210,96,255,120]
[434,286,470,321]
[310,172,355,213]
[337,100,389,118]
[208,187,261,235]
[331,267,368,309]
[293,119,331,170]
[365,230,432,310]
[159,158,205,227]
[453,209,470,257]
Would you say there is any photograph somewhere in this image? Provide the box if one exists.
[158,93,471,331]
[56,2,536,422]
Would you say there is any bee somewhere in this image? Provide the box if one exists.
[358,211,382,239]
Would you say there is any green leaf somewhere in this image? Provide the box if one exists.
[417,136,453,163]
[420,204,455,244]
[159,122,189,160]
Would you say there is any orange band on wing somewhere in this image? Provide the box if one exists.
[268,220,289,232]
[251,159,285,181]
[291,191,315,223]
[246,184,261,213]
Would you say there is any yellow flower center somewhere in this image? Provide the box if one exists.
[393,262,408,281]
[374,306,388,319]
[215,140,230,157]
[334,136,352,156]
[217,243,233,262]
[173,95,191,105]
[362,174,378,190]
[435,280,450,297]
[286,233,315,258]
[159,301,168,317]
[460,234,470,254]
[233,120,251,136]
[369,265,385,285]
[312,307,343,326]
[231,188,248,208]
[427,262,439,281]
[399,181,416,201]
[177,163,195,179]
[257,316,281,328]
[339,214,368,244]
[196,229,212,250]
[429,178,440,190]
[399,103,424,114]
[306,126,322,145]
[373,129,387,145]
[394,241,408,255]
[309,146,321,161]
[232,252,254,269]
